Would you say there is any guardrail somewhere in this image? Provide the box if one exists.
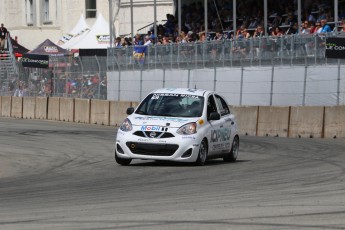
[1,95,344,139]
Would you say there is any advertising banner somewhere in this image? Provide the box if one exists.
[325,37,345,59]
[22,54,49,68]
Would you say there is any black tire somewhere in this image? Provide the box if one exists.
[223,136,239,162]
[195,139,208,166]
[115,150,132,166]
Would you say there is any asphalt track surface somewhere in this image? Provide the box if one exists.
[0,117,345,230]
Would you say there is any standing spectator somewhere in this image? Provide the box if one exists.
[0,23,8,51]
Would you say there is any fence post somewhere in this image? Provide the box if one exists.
[337,59,340,105]
[140,69,143,101]
[118,71,121,101]
[270,65,274,106]
[94,55,101,99]
[240,66,244,106]
[78,56,84,98]
[303,64,308,106]
[213,67,216,91]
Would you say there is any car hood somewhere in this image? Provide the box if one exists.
[129,115,198,128]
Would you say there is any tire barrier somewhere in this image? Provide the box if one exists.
[1,96,344,139]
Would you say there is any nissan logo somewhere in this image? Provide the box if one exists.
[150,132,157,138]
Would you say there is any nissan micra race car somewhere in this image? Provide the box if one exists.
[115,88,239,166]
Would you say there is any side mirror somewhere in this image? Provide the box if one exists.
[208,112,220,121]
[126,107,135,115]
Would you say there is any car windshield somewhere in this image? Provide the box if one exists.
[135,93,204,117]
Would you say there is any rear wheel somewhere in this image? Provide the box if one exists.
[115,150,132,166]
[223,136,239,162]
[195,139,208,166]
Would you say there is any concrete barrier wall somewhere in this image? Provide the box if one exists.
[60,98,74,122]
[1,96,11,117]
[231,106,258,136]
[23,97,36,119]
[74,99,90,123]
[324,106,345,139]
[289,106,325,138]
[90,99,110,125]
[110,101,131,126]
[35,97,48,120]
[257,106,290,137]
[1,96,345,139]
[11,97,23,118]
[48,97,60,121]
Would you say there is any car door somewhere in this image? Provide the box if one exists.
[214,94,233,154]
[206,94,224,156]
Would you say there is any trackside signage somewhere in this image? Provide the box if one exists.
[325,37,345,59]
[22,54,49,68]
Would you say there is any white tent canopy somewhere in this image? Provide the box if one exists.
[69,13,110,50]
[57,14,90,47]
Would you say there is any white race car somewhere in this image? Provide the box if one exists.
[115,88,239,166]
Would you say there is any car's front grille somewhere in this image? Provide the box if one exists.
[133,131,175,138]
[126,142,179,156]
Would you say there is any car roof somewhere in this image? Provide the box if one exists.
[149,88,212,97]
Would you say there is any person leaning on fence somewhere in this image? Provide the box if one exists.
[0,23,8,51]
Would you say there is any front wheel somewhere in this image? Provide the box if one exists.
[115,150,132,166]
[195,139,208,166]
[223,136,239,162]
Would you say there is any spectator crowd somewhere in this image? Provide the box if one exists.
[113,0,345,47]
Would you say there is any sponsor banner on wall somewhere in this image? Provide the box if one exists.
[22,54,49,68]
[325,37,345,59]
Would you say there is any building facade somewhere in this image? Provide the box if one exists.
[0,0,174,50]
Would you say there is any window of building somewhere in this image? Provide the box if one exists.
[43,0,50,23]
[26,0,34,26]
[85,0,97,18]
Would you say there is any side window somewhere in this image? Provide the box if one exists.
[215,95,230,116]
[207,95,218,118]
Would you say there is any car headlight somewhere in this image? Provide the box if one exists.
[177,122,197,135]
[120,118,133,132]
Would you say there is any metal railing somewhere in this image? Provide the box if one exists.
[4,56,107,98]
[2,32,345,99]
[107,32,345,71]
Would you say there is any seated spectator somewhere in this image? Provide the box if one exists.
[114,37,122,47]
[300,21,310,34]
[340,21,345,33]
[213,31,224,41]
[314,21,322,33]
[253,25,264,38]
[122,37,132,47]
[308,21,316,34]
[271,27,283,37]
[320,19,332,33]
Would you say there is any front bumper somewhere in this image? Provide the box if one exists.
[115,130,202,162]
